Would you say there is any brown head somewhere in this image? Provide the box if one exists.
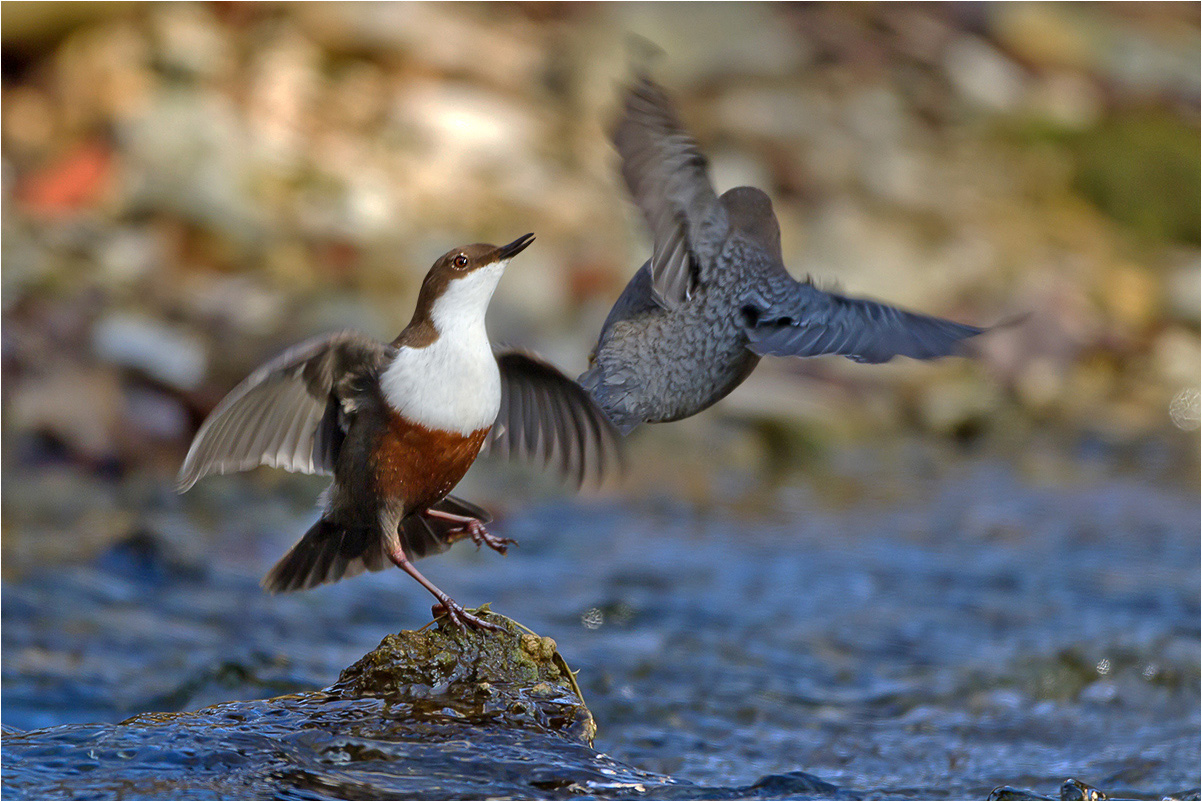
[397,233,535,347]
[720,187,782,263]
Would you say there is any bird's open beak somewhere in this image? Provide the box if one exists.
[495,233,535,262]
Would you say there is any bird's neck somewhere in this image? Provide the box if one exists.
[381,314,500,436]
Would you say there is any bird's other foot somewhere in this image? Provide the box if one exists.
[448,518,516,555]
[466,520,517,555]
[427,508,517,555]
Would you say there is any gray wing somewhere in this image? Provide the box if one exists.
[176,331,391,491]
[487,351,623,487]
[594,260,659,344]
[614,75,725,310]
[743,282,984,364]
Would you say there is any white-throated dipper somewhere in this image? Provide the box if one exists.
[178,234,620,630]
[580,76,987,433]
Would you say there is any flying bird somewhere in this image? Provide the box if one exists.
[581,76,987,433]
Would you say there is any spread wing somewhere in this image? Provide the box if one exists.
[614,75,725,310]
[176,331,391,491]
[743,282,984,364]
[486,351,623,487]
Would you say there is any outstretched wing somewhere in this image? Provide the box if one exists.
[176,331,391,491]
[486,350,623,487]
[743,282,984,364]
[614,74,725,309]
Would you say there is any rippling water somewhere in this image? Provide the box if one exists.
[2,442,1199,799]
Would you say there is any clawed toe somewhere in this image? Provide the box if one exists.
[462,521,517,556]
[476,532,517,555]
[431,601,504,632]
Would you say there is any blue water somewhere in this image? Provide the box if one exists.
[2,443,1199,799]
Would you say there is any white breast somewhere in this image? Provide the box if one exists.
[379,264,505,434]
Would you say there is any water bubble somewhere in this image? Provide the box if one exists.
[1168,387,1200,431]
[581,607,603,630]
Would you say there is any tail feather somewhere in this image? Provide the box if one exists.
[262,494,495,593]
[262,519,381,593]
[577,365,641,435]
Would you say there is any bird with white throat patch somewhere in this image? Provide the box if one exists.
[177,234,622,631]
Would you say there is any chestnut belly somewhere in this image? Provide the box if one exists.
[371,412,489,513]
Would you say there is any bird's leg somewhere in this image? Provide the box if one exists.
[387,547,502,632]
[424,508,517,555]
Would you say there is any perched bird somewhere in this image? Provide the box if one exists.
[580,76,987,433]
[178,234,621,630]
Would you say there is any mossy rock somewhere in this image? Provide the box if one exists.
[331,605,596,745]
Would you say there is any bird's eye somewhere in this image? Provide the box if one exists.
[453,254,468,268]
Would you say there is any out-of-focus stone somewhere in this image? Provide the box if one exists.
[844,87,908,147]
[2,87,57,160]
[707,150,774,198]
[392,82,541,171]
[944,35,1028,113]
[122,385,189,441]
[124,89,263,242]
[245,26,321,167]
[98,227,164,286]
[1152,328,1201,388]
[603,3,811,86]
[991,3,1092,71]
[296,3,546,92]
[1101,22,1201,99]
[149,3,232,81]
[712,86,830,143]
[493,247,570,332]
[1101,263,1159,334]
[1016,357,1067,413]
[1028,72,1103,130]
[178,274,287,337]
[918,373,1005,434]
[1164,254,1200,325]
[9,366,124,460]
[92,314,208,391]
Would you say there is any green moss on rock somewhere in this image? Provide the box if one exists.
[331,605,596,744]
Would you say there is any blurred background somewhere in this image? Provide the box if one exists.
[1,3,1199,797]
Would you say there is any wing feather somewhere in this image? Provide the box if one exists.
[614,75,725,309]
[176,331,390,491]
[485,350,623,487]
[744,283,984,364]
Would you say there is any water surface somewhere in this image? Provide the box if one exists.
[3,442,1199,799]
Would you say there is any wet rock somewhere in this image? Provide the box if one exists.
[747,770,845,797]
[0,610,622,799]
[333,606,596,745]
[1059,778,1107,800]
[1166,790,1202,801]
[989,786,1054,801]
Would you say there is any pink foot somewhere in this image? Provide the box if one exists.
[431,600,504,632]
